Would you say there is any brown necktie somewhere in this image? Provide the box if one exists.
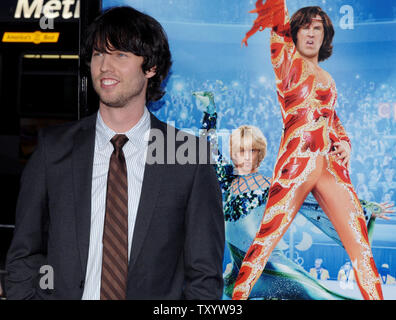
[100,134,129,300]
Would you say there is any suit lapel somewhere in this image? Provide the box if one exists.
[72,113,97,277]
[128,114,166,271]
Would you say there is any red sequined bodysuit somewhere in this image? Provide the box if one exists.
[232,0,383,300]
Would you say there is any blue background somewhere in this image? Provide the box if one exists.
[102,0,396,284]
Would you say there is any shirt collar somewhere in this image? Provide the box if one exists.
[96,107,151,151]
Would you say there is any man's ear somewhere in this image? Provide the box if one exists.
[145,66,157,79]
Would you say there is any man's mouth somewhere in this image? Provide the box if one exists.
[100,78,119,88]
[306,40,314,46]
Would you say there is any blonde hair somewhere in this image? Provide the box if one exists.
[229,125,267,166]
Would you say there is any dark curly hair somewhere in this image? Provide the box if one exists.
[81,6,172,104]
[290,6,334,62]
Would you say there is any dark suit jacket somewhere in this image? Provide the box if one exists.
[5,112,224,300]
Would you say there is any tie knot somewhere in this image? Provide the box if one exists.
[111,134,129,151]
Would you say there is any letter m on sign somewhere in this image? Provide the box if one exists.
[15,0,44,19]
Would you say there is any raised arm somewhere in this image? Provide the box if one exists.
[242,0,297,84]
[194,91,235,192]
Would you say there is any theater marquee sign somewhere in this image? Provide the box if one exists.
[0,1,80,44]
[0,0,80,21]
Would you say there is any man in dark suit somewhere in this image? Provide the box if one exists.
[5,6,224,300]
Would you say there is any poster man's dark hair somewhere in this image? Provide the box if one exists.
[290,6,335,62]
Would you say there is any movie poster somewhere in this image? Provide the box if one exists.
[102,0,396,299]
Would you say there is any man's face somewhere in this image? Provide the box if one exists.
[90,47,155,108]
[296,15,324,62]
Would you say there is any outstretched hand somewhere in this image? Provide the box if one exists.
[192,91,216,114]
[373,202,395,220]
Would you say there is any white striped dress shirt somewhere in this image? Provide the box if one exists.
[82,108,150,300]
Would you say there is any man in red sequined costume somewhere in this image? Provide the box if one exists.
[232,0,383,300]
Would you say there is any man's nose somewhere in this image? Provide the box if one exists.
[307,26,315,36]
[100,54,114,72]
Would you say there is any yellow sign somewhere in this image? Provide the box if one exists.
[2,31,60,44]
